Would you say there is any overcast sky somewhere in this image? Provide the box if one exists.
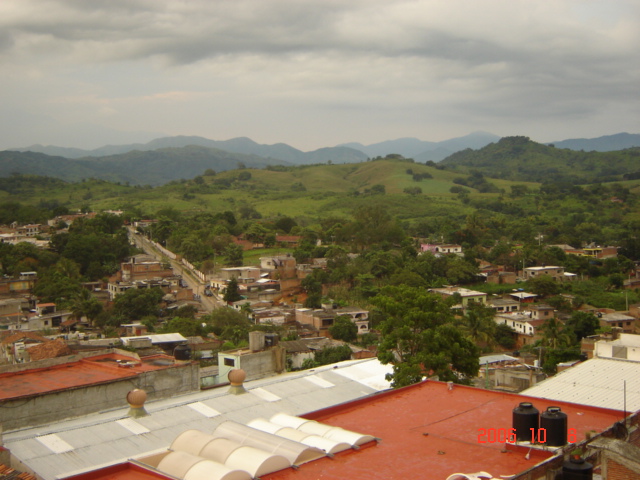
[1,0,638,151]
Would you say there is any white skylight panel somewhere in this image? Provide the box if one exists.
[188,402,221,417]
[36,434,74,453]
[116,418,150,435]
[249,387,281,402]
[304,376,335,388]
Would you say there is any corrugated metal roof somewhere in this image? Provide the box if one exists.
[122,333,187,344]
[479,354,518,364]
[522,357,640,411]
[3,358,392,480]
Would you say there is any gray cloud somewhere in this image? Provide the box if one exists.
[0,0,638,150]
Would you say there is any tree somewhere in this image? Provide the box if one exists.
[204,308,251,339]
[403,186,422,195]
[314,345,352,365]
[223,277,243,303]
[264,234,277,248]
[329,315,358,342]
[33,259,83,304]
[564,311,600,341]
[371,285,479,388]
[540,318,573,350]
[527,274,560,297]
[245,223,268,244]
[495,323,516,349]
[112,287,164,322]
[224,243,244,267]
[348,204,406,250]
[304,292,322,309]
[159,317,207,337]
[275,216,297,233]
[69,289,103,326]
[459,303,497,347]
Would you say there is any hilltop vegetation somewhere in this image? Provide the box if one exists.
[440,136,640,184]
[1,153,638,255]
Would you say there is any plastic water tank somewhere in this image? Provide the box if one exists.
[540,406,567,446]
[512,402,539,442]
[562,457,593,480]
[174,343,192,361]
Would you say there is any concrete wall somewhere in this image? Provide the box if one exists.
[493,368,546,392]
[0,358,199,431]
[218,347,286,382]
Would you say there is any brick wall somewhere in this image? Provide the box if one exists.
[605,458,640,480]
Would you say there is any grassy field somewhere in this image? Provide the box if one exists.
[4,160,640,232]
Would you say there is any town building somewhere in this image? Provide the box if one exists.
[2,352,638,480]
[488,296,521,313]
[593,333,640,361]
[493,312,545,347]
[420,243,464,255]
[1,358,394,480]
[295,305,369,336]
[0,273,37,294]
[523,265,577,281]
[522,355,640,412]
[600,312,637,334]
[523,303,556,320]
[429,286,487,307]
[119,255,174,282]
[0,349,199,430]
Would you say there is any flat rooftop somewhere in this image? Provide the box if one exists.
[264,380,625,480]
[0,353,180,401]
[61,463,173,480]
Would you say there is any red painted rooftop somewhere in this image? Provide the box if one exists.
[0,353,181,401]
[265,380,625,480]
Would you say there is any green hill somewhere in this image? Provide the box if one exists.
[2,157,638,236]
[439,136,640,184]
[0,146,286,186]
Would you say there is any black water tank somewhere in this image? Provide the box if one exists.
[541,406,568,446]
[512,402,539,442]
[174,344,191,360]
[562,457,593,480]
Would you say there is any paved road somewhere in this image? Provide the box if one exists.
[127,226,225,312]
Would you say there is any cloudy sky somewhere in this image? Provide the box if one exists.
[1,0,638,151]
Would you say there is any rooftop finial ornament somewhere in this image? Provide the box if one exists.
[126,388,149,418]
[228,368,247,395]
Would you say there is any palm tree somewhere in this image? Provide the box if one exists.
[459,303,497,347]
[540,318,573,349]
[70,289,103,327]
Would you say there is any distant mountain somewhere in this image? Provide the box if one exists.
[303,146,368,164]
[0,146,291,186]
[10,135,367,165]
[339,131,501,162]
[0,151,101,182]
[439,136,640,184]
[549,132,640,152]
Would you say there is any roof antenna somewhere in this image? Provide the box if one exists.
[624,380,627,425]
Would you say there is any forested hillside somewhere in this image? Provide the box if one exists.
[439,136,640,183]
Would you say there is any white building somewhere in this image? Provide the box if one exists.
[594,333,640,362]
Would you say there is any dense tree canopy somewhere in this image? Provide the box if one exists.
[329,315,358,343]
[112,287,164,322]
[371,285,479,387]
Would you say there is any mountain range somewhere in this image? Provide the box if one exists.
[10,136,368,165]
[2,131,639,186]
[548,132,640,152]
